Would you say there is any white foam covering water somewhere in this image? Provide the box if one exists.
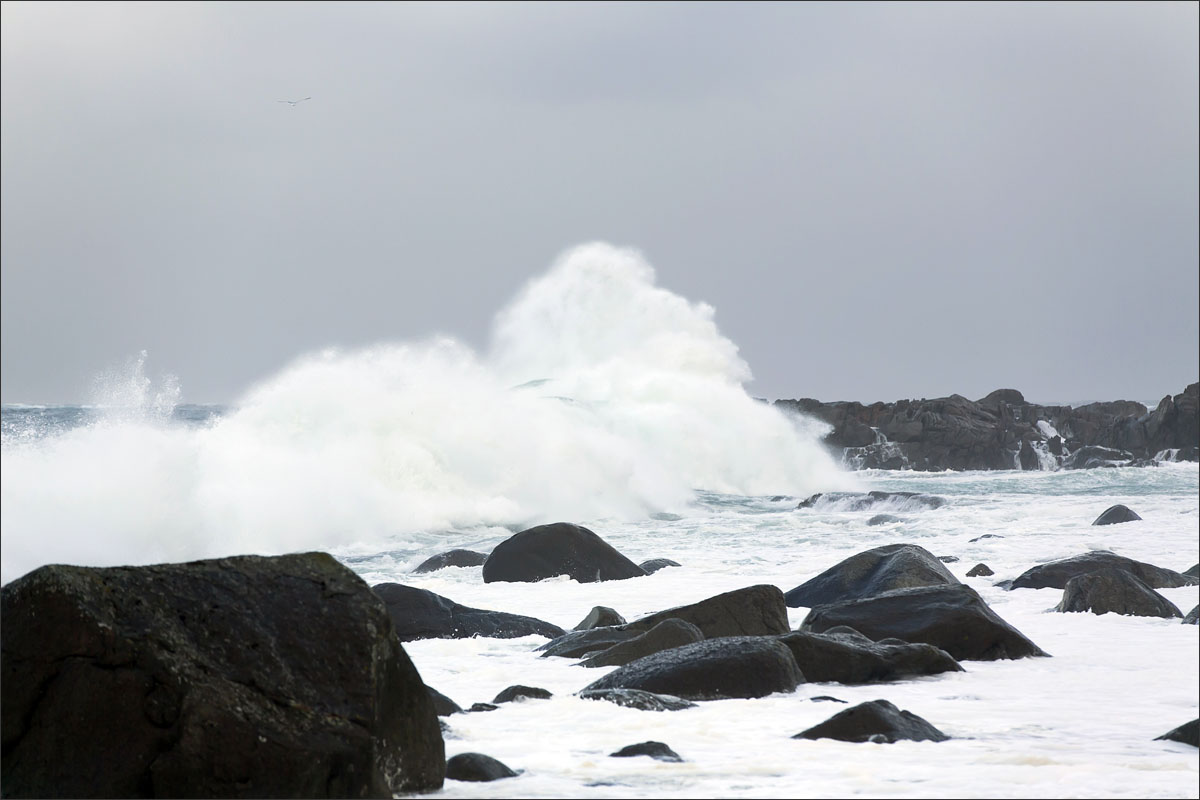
[0,243,849,583]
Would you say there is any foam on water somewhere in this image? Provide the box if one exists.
[0,243,850,583]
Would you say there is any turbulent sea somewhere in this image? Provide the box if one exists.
[2,244,1197,798]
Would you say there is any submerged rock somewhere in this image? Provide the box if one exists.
[1010,552,1196,591]
[797,491,946,512]
[492,685,553,704]
[966,563,994,577]
[793,699,949,743]
[576,688,697,712]
[1055,568,1182,618]
[445,753,519,782]
[784,543,960,608]
[639,558,682,574]
[482,522,647,583]
[412,548,488,573]
[0,553,445,798]
[582,637,804,701]
[802,584,1047,661]
[609,741,682,762]
[1155,719,1199,748]
[1091,505,1142,525]
[373,583,565,641]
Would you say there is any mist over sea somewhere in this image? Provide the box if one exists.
[2,243,1196,797]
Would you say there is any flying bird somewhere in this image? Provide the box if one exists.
[277,97,311,107]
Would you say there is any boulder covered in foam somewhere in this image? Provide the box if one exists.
[0,553,445,798]
[482,522,646,583]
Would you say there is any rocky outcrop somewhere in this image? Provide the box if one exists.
[373,583,565,641]
[802,584,1047,661]
[1009,552,1197,591]
[776,383,1199,471]
[1055,568,1183,618]
[784,543,960,608]
[793,700,949,743]
[581,637,805,701]
[1,553,445,799]
[481,522,646,583]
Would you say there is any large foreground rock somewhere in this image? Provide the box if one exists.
[793,699,949,743]
[802,584,1047,661]
[776,629,963,684]
[482,522,646,583]
[623,584,791,638]
[1010,551,1197,591]
[1055,568,1182,618]
[784,544,959,608]
[373,583,565,641]
[581,637,804,700]
[1,553,444,798]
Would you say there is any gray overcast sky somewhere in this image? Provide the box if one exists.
[2,1,1197,406]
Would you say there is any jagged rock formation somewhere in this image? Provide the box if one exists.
[775,383,1198,471]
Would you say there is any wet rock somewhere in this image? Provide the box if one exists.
[1180,605,1198,625]
[1010,552,1197,591]
[639,558,682,574]
[1091,505,1143,525]
[492,685,552,704]
[468,703,498,713]
[1184,564,1200,580]
[811,696,848,703]
[623,584,791,639]
[776,629,963,684]
[580,619,704,668]
[1155,719,1199,748]
[573,606,626,630]
[969,534,1005,542]
[784,543,959,608]
[0,553,444,799]
[576,688,697,712]
[1062,446,1133,469]
[793,699,949,743]
[867,514,902,526]
[966,563,994,577]
[445,753,519,782]
[797,491,946,512]
[429,687,463,716]
[412,549,488,573]
[373,583,565,641]
[582,637,805,701]
[1055,568,1182,618]
[802,584,1047,661]
[609,742,682,762]
[482,522,646,583]
[538,627,638,659]
[938,555,960,563]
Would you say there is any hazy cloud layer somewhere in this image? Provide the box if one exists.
[3,1,1196,405]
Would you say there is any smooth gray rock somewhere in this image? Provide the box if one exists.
[966,563,994,577]
[623,584,791,639]
[1184,605,1199,625]
[1092,505,1143,525]
[445,753,519,782]
[492,685,552,704]
[609,742,682,762]
[793,699,949,743]
[482,522,646,583]
[576,688,697,712]
[412,549,488,573]
[580,619,704,668]
[775,629,963,684]
[1010,552,1196,591]
[538,627,637,659]
[1,553,445,799]
[582,637,805,701]
[1055,568,1182,618]
[428,687,463,717]
[784,543,960,608]
[639,558,682,574]
[373,583,565,641]
[573,606,626,630]
[802,584,1047,661]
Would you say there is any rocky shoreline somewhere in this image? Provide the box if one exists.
[774,382,1199,471]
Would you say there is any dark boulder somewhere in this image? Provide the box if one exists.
[582,637,805,701]
[1092,505,1142,525]
[467,703,497,713]
[639,558,682,574]
[492,685,552,704]
[793,699,949,743]
[576,688,697,712]
[1184,564,1199,580]
[429,687,463,716]
[609,742,682,762]
[412,549,488,573]
[811,695,848,703]
[1180,606,1198,625]
[966,563,994,577]
[1055,568,1182,618]
[784,543,959,608]
[445,752,519,782]
[373,583,565,641]
[481,522,646,583]
[938,556,960,563]
[1010,552,1197,591]
[776,629,963,684]
[538,627,638,659]
[623,584,791,639]
[580,619,704,668]
[573,606,626,630]
[1155,719,1199,748]
[0,553,444,799]
[802,584,1047,661]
